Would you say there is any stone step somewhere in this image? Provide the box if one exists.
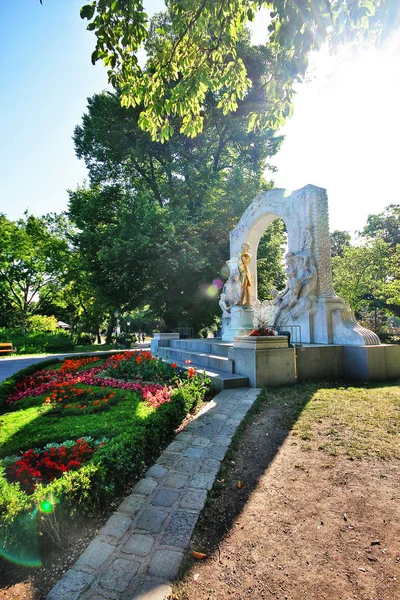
[169,339,232,357]
[158,346,234,374]
[160,356,248,390]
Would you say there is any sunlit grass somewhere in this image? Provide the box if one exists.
[260,382,400,459]
[0,386,153,458]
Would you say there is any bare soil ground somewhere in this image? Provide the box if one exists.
[172,387,400,600]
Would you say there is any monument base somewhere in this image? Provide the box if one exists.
[228,335,296,387]
[222,305,254,342]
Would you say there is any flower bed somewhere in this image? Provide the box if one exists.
[0,350,210,541]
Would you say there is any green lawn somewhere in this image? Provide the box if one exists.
[260,381,400,459]
[0,387,153,458]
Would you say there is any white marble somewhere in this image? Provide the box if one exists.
[220,184,380,346]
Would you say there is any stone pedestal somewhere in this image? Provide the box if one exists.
[344,344,400,380]
[228,335,296,387]
[151,333,180,355]
[222,306,254,342]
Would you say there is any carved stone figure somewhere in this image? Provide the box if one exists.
[222,185,380,345]
[219,292,231,335]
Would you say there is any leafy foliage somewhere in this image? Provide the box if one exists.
[80,0,394,140]
[70,36,283,331]
[0,213,71,327]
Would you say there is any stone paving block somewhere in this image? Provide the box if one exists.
[230,409,249,420]
[80,586,119,600]
[183,446,204,459]
[179,489,207,511]
[220,424,238,437]
[152,489,180,507]
[204,445,227,461]
[156,453,179,468]
[99,514,132,539]
[225,418,241,427]
[166,440,187,453]
[189,473,215,490]
[173,458,201,475]
[162,511,198,548]
[239,397,257,407]
[131,580,172,600]
[191,436,211,448]
[184,420,203,432]
[136,507,168,533]
[46,569,95,600]
[133,478,158,496]
[118,494,146,517]
[99,557,140,593]
[199,459,221,477]
[145,465,168,480]
[174,432,193,442]
[121,533,154,557]
[214,405,233,415]
[222,400,239,409]
[212,413,228,421]
[163,473,189,489]
[76,539,116,570]
[214,435,232,447]
[148,549,184,580]
[200,423,224,437]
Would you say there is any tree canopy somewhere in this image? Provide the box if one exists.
[80,0,397,140]
[0,213,70,327]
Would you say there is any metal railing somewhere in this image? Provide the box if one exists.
[273,325,302,346]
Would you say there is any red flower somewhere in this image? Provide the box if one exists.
[171,363,177,368]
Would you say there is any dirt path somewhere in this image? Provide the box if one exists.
[173,397,400,600]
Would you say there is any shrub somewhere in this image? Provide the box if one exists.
[75,332,93,346]
[27,315,58,333]
[0,328,74,355]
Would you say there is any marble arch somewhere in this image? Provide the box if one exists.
[221,184,380,345]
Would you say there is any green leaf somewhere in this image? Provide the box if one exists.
[80,4,95,20]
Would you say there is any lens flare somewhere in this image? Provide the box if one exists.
[39,499,54,514]
[212,278,224,290]
[0,509,41,567]
[206,285,219,298]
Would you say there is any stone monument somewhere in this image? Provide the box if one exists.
[221,184,380,346]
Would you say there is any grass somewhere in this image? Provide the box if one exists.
[0,387,153,458]
[259,381,400,459]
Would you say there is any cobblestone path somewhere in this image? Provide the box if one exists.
[47,387,260,600]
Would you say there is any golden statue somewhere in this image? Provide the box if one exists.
[238,243,251,305]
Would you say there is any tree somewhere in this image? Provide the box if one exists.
[0,213,71,328]
[70,34,284,331]
[361,204,400,248]
[257,218,286,301]
[79,0,396,140]
[330,230,351,258]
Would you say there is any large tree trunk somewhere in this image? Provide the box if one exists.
[105,321,114,344]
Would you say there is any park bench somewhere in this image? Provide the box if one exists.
[0,342,14,356]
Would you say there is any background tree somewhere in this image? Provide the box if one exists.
[257,218,286,301]
[361,204,400,248]
[332,205,400,331]
[70,33,284,332]
[330,230,351,258]
[0,213,71,329]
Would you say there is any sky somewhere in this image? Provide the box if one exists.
[0,1,399,235]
